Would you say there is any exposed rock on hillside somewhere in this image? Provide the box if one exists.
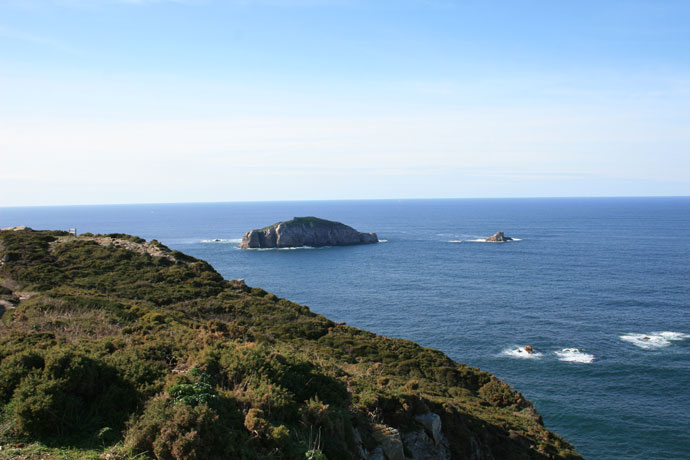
[239,216,378,248]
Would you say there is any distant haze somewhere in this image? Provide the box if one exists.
[1,0,689,206]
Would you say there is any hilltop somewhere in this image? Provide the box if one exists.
[0,228,582,460]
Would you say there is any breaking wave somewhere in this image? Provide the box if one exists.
[201,238,242,244]
[555,348,595,364]
[450,238,523,243]
[620,332,690,349]
[242,246,324,251]
[501,346,543,359]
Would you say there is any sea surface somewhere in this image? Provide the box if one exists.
[2,197,689,460]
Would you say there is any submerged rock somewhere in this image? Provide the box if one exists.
[485,231,514,242]
[238,217,378,249]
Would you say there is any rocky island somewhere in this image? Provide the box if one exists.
[238,216,378,249]
[0,228,582,460]
[485,231,514,242]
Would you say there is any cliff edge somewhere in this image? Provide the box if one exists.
[239,216,378,249]
[0,228,582,460]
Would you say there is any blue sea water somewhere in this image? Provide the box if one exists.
[1,197,689,460]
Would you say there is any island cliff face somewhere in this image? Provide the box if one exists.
[0,228,583,460]
[239,216,378,249]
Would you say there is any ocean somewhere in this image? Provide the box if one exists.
[1,197,689,460]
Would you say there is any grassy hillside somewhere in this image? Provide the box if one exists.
[0,228,583,460]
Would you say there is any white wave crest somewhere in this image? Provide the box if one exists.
[451,237,523,243]
[501,346,543,359]
[658,331,690,341]
[620,331,690,349]
[201,238,242,244]
[555,348,595,364]
[379,239,389,243]
[242,246,322,251]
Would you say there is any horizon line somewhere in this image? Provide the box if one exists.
[1,194,689,209]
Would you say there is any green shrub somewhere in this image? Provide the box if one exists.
[125,396,237,460]
[105,234,146,244]
[300,397,353,460]
[0,351,44,402]
[270,423,290,443]
[244,408,268,436]
[300,396,331,429]
[242,380,296,419]
[10,350,137,438]
[107,346,168,398]
[478,379,522,408]
[168,369,218,407]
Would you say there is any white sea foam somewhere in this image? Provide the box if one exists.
[501,346,543,359]
[379,239,388,243]
[658,331,690,341]
[555,348,595,364]
[452,238,523,243]
[242,246,322,251]
[620,331,690,349]
[201,238,242,244]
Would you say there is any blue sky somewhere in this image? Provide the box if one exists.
[1,0,689,206]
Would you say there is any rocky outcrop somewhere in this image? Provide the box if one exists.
[238,217,378,249]
[0,226,30,232]
[485,231,513,242]
[369,425,405,460]
[402,413,451,460]
[356,413,451,460]
[50,235,178,262]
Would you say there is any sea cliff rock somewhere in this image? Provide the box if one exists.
[485,231,513,242]
[356,414,452,460]
[238,216,378,249]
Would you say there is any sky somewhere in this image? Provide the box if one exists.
[1,0,689,206]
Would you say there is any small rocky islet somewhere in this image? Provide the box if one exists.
[238,216,378,249]
[485,231,514,242]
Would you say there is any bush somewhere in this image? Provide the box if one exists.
[105,234,146,244]
[300,397,353,460]
[244,408,268,436]
[9,350,137,438]
[125,396,238,460]
[168,369,217,407]
[478,379,522,408]
[300,396,331,429]
[0,351,44,402]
